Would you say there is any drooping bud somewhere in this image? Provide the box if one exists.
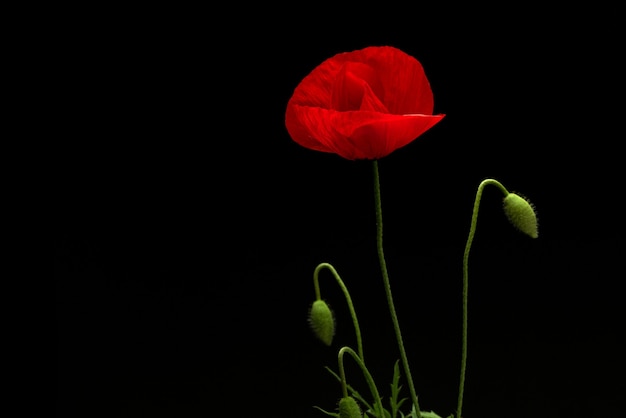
[503,193,538,238]
[338,396,362,418]
[308,299,335,346]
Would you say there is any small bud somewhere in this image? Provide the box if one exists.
[338,396,362,418]
[503,193,539,238]
[308,300,335,346]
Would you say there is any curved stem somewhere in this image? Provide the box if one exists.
[338,346,385,418]
[457,178,509,418]
[372,160,421,418]
[314,262,364,361]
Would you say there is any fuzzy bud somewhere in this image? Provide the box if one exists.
[338,396,362,418]
[308,300,335,346]
[503,193,539,238]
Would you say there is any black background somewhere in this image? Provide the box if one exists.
[55,5,623,418]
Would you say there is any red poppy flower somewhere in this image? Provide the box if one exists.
[285,46,445,160]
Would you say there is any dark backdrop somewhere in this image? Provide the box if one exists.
[55,5,623,417]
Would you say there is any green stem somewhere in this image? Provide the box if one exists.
[338,346,385,418]
[457,178,509,418]
[372,160,421,418]
[314,262,365,361]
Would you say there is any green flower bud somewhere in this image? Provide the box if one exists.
[503,193,538,238]
[308,299,335,346]
[338,396,362,418]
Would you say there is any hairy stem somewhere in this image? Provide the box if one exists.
[338,346,385,418]
[372,160,421,418]
[314,262,364,361]
[457,178,509,418]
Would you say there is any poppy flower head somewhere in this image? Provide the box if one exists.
[285,46,445,160]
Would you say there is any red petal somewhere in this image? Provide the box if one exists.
[347,112,445,159]
[332,46,435,115]
[289,46,434,115]
[286,105,444,160]
[331,62,387,112]
[285,46,443,160]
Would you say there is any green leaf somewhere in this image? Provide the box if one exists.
[420,411,446,418]
[313,405,340,417]
[368,400,391,418]
[389,360,405,418]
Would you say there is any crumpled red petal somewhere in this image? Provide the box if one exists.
[286,106,445,160]
[285,46,445,160]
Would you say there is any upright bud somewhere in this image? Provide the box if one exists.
[308,299,335,346]
[503,193,538,238]
[338,396,362,418]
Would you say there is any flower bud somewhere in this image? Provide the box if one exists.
[503,193,538,238]
[308,300,335,346]
[338,396,362,418]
